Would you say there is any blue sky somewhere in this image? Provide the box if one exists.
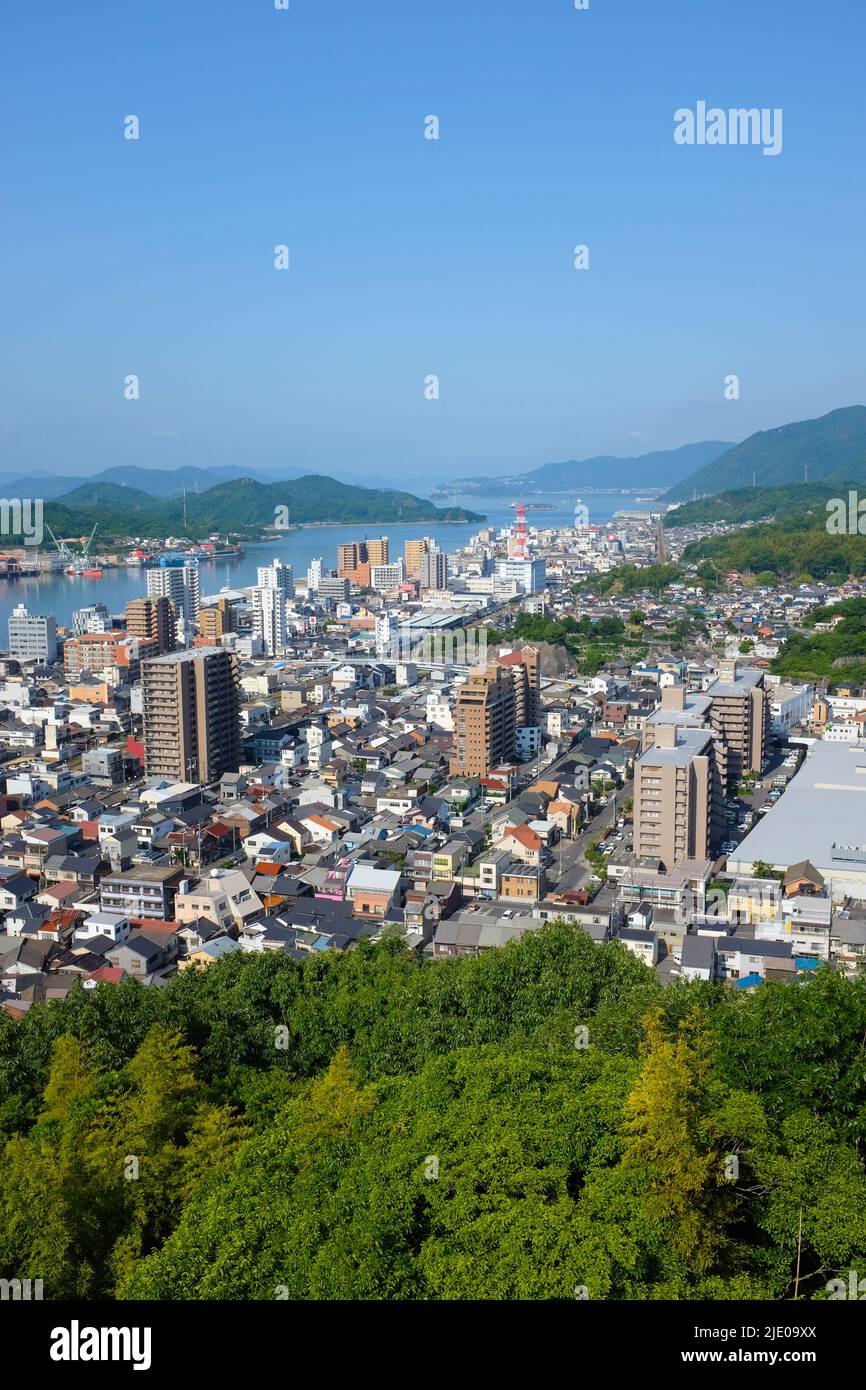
[2,0,865,483]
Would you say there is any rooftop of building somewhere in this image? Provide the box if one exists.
[730,740,866,878]
[706,665,764,697]
[637,725,714,767]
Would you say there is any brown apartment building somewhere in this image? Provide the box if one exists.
[126,596,177,655]
[634,724,726,869]
[449,665,517,777]
[498,645,541,729]
[705,659,770,789]
[142,647,241,783]
[337,538,389,586]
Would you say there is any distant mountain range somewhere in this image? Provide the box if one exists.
[663,406,866,501]
[432,441,734,496]
[0,464,307,502]
[37,475,481,542]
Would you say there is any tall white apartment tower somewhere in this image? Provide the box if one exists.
[147,557,201,624]
[252,585,286,656]
[256,558,294,599]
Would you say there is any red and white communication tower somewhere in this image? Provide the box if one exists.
[511,501,529,558]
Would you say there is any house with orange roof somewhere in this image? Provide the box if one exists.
[499,823,543,866]
[299,812,342,846]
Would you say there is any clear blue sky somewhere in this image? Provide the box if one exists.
[2,0,865,483]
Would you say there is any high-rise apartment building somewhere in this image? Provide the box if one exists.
[370,560,404,590]
[198,598,236,642]
[142,647,241,783]
[8,604,57,664]
[705,659,770,789]
[256,558,294,598]
[251,585,286,656]
[336,543,360,577]
[449,665,516,777]
[72,603,112,636]
[641,684,712,752]
[337,538,389,583]
[126,596,177,654]
[146,557,200,624]
[419,548,448,591]
[365,536,389,567]
[306,558,323,593]
[404,538,431,581]
[633,724,726,869]
[498,645,541,730]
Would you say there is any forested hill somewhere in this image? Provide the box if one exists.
[2,924,866,1300]
[664,405,866,502]
[40,475,481,542]
[664,483,845,529]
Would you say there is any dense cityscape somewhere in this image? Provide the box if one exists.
[6,0,866,1367]
[1,492,863,1004]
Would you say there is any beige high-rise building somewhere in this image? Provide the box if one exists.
[365,536,389,566]
[641,683,712,752]
[706,659,770,789]
[449,665,516,777]
[337,542,362,577]
[404,537,430,580]
[634,724,726,869]
[126,596,176,655]
[498,645,541,729]
[198,597,236,641]
[142,647,241,784]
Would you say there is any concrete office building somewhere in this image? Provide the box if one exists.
[317,576,351,606]
[8,604,58,664]
[142,647,241,783]
[370,560,405,591]
[497,556,546,595]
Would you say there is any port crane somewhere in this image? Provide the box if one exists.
[46,522,101,575]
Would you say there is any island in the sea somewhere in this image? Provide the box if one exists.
[37,475,484,546]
